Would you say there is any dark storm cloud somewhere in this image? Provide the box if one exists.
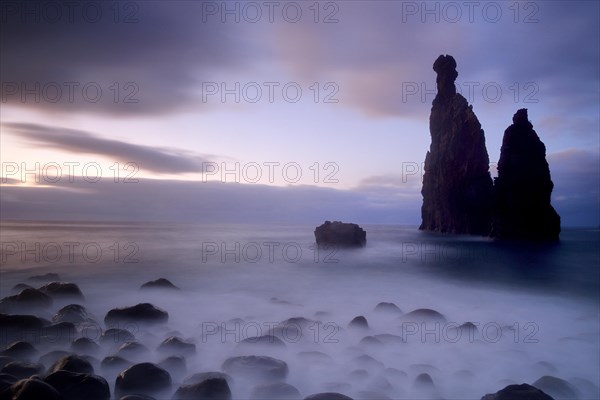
[4,122,209,174]
[0,0,256,115]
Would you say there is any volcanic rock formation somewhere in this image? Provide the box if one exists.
[491,109,561,241]
[420,55,494,235]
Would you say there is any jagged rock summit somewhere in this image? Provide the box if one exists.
[420,54,494,235]
[492,109,561,241]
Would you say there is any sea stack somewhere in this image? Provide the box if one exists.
[420,55,494,235]
[314,221,366,247]
[492,109,561,241]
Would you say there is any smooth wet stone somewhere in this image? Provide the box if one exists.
[49,354,94,374]
[304,392,354,400]
[221,355,288,382]
[182,372,233,386]
[172,377,232,400]
[348,316,369,330]
[157,336,196,356]
[402,308,447,323]
[140,278,180,290]
[1,341,38,360]
[116,341,150,359]
[0,288,53,312]
[481,383,555,400]
[115,362,172,398]
[0,356,15,369]
[373,302,402,314]
[38,350,71,368]
[41,322,77,344]
[5,376,61,400]
[414,373,435,388]
[71,337,100,355]
[52,304,96,325]
[0,361,44,379]
[532,376,579,399]
[251,382,301,399]
[105,303,169,326]
[39,282,85,300]
[100,328,136,346]
[0,373,18,392]
[238,335,286,349]
[45,370,110,400]
[11,284,33,294]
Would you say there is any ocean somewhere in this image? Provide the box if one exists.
[1,221,599,399]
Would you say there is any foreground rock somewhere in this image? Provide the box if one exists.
[314,221,366,247]
[45,370,110,400]
[3,376,61,399]
[104,303,168,326]
[420,54,494,235]
[115,362,172,398]
[492,109,561,241]
[172,377,232,400]
[222,355,288,382]
[0,289,53,312]
[481,383,555,400]
[52,304,96,325]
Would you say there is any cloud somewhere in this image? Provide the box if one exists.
[0,177,417,225]
[3,122,210,174]
[0,1,258,115]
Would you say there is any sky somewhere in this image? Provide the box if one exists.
[0,0,599,226]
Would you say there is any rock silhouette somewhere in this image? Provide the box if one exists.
[314,221,366,247]
[420,55,494,235]
[492,109,561,241]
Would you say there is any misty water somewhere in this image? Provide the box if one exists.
[1,221,599,399]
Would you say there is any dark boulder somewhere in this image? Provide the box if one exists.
[115,362,172,398]
[304,393,354,400]
[0,314,50,347]
[10,284,32,294]
[0,342,37,360]
[41,322,77,345]
[38,350,71,368]
[481,383,555,400]
[71,337,100,355]
[157,336,196,356]
[39,282,85,300]
[0,361,44,379]
[45,370,110,400]
[251,382,301,399]
[49,354,94,374]
[141,278,180,290]
[4,377,61,400]
[172,377,232,400]
[221,355,288,382]
[402,308,447,323]
[100,328,136,346]
[0,373,18,392]
[182,372,233,386]
[420,54,494,235]
[116,341,151,359]
[314,221,366,247]
[0,289,53,312]
[373,302,402,314]
[348,316,369,330]
[492,109,561,241]
[100,356,132,374]
[52,304,96,325]
[105,303,168,326]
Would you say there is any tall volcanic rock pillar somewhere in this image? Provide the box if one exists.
[492,109,561,241]
[420,55,494,234]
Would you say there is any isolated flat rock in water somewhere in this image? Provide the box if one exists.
[492,109,561,241]
[481,383,555,400]
[420,54,494,235]
[104,303,169,326]
[314,221,366,247]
